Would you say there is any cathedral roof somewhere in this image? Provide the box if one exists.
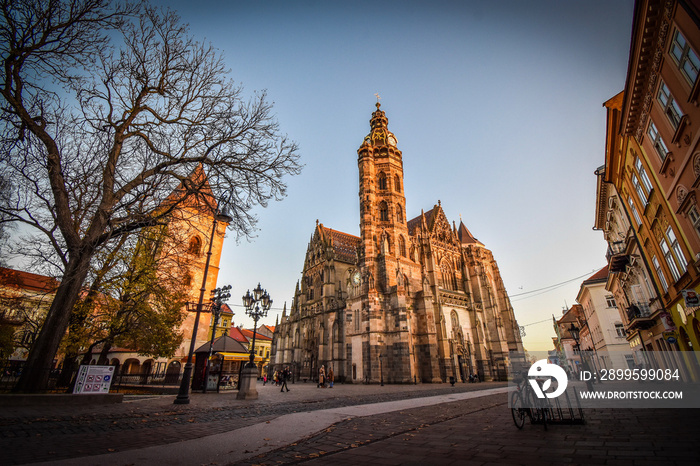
[316,224,361,263]
[407,208,435,236]
[457,220,483,246]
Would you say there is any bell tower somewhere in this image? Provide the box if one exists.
[358,102,409,291]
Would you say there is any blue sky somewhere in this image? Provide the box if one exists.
[157,0,635,351]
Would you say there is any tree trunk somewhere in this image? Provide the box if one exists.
[97,341,113,365]
[14,252,93,392]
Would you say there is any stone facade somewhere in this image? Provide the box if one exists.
[271,104,524,383]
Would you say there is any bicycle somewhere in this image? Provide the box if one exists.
[511,372,548,430]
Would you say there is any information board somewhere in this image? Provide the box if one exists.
[73,365,115,394]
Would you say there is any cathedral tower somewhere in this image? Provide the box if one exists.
[357,102,410,291]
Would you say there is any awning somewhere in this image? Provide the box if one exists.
[218,352,263,362]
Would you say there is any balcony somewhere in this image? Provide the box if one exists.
[626,303,655,331]
[606,241,630,273]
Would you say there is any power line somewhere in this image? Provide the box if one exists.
[509,270,595,301]
[522,317,553,327]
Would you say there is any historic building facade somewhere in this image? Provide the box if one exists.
[271,104,524,383]
[596,0,700,379]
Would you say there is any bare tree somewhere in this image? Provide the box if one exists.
[0,0,301,391]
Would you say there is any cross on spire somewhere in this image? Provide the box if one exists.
[374,93,381,109]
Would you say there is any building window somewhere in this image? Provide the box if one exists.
[399,235,406,257]
[629,196,642,226]
[632,174,648,206]
[666,226,687,273]
[657,80,683,130]
[647,121,669,162]
[660,236,682,282]
[652,255,669,292]
[378,172,387,190]
[397,206,403,223]
[379,201,389,221]
[634,157,653,194]
[631,157,652,206]
[615,323,626,338]
[605,295,617,308]
[394,175,401,192]
[688,206,700,239]
[670,29,700,84]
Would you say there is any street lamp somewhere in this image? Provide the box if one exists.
[237,283,272,400]
[569,323,593,390]
[174,204,232,405]
[202,285,232,394]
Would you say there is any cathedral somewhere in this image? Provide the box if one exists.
[270,103,524,383]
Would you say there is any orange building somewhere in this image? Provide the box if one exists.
[597,0,700,378]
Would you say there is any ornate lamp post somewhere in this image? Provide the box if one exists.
[174,204,232,405]
[202,285,232,394]
[237,283,272,400]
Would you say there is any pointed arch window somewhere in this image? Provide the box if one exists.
[397,206,403,223]
[188,236,202,255]
[379,201,389,222]
[394,175,401,192]
[399,235,406,257]
[378,172,387,190]
[440,261,456,291]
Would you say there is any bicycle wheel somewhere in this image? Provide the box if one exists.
[511,392,526,429]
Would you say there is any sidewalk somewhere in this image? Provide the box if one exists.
[0,381,505,465]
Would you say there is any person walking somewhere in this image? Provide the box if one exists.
[327,366,334,388]
[280,366,290,392]
[318,365,326,388]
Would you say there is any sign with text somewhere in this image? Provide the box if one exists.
[73,365,115,394]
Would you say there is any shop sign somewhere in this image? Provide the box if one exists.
[663,331,677,344]
[681,289,700,307]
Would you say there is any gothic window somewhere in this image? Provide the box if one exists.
[440,261,455,291]
[397,206,403,223]
[399,235,406,257]
[394,175,401,192]
[378,172,387,190]
[188,236,202,255]
[379,201,389,222]
[451,310,459,333]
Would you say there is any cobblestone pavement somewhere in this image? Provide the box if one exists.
[2,381,698,465]
[237,394,700,466]
[0,381,504,465]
